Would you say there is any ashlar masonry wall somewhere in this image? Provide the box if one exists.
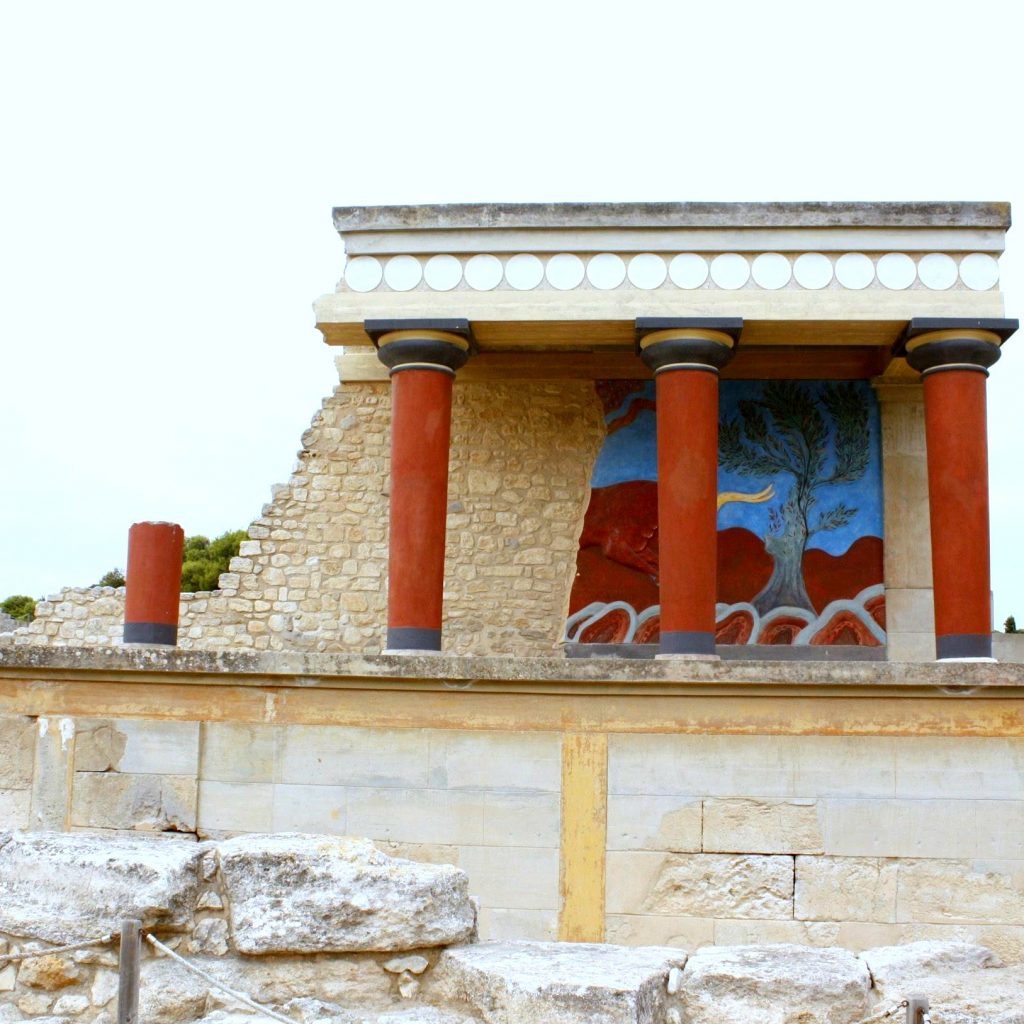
[3,378,605,656]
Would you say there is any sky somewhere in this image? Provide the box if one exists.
[2,0,1023,623]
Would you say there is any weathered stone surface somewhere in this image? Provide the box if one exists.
[217,834,475,954]
[0,832,202,942]
[0,717,35,788]
[678,944,872,1024]
[796,857,898,922]
[429,940,685,1024]
[16,955,80,990]
[881,965,1024,1024]
[384,956,430,975]
[703,799,823,854]
[51,995,90,1016]
[897,860,1024,924]
[71,772,198,832]
[0,964,16,992]
[861,940,1003,996]
[137,957,209,1024]
[210,955,392,1006]
[643,854,793,918]
[190,919,229,956]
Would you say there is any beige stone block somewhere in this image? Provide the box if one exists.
[197,781,272,833]
[890,923,1024,965]
[0,715,35,788]
[457,845,559,911]
[31,717,75,830]
[897,859,1024,924]
[0,788,30,828]
[270,783,347,834]
[712,919,841,946]
[604,914,714,949]
[74,721,127,771]
[795,856,898,922]
[895,738,1024,800]
[72,773,197,832]
[373,840,460,866]
[201,723,278,783]
[347,786,485,845]
[75,719,199,776]
[279,725,429,788]
[887,632,937,663]
[886,588,935,633]
[428,730,561,792]
[477,908,558,941]
[607,851,793,919]
[789,737,896,798]
[703,798,823,854]
[606,795,702,852]
[482,792,559,847]
[832,922,904,951]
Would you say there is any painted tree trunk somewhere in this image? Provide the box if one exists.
[754,521,813,614]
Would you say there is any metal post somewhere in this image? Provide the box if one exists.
[906,996,930,1024]
[117,919,141,1024]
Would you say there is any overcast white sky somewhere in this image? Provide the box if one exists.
[2,0,1023,624]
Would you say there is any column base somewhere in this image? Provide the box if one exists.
[385,627,442,653]
[122,622,178,646]
[658,630,717,657]
[935,633,993,660]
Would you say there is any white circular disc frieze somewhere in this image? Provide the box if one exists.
[669,253,709,289]
[383,255,422,291]
[959,252,1000,291]
[876,253,916,290]
[835,253,875,290]
[587,253,627,290]
[505,253,544,291]
[464,254,503,291]
[793,253,834,290]
[546,253,586,290]
[344,256,383,292]
[710,253,750,290]
[917,253,958,291]
[423,254,462,291]
[751,253,792,290]
[627,253,667,289]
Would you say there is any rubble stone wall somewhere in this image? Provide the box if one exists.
[1,378,605,657]
[3,711,1023,960]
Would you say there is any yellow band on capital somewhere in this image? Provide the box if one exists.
[904,329,1002,353]
[378,329,470,351]
[639,328,735,350]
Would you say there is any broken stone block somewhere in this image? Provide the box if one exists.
[428,940,685,1024]
[217,834,475,954]
[16,955,80,990]
[678,944,872,1024]
[0,832,203,943]
[861,940,1003,997]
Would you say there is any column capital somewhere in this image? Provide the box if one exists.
[901,317,1017,378]
[366,318,474,376]
[635,317,741,375]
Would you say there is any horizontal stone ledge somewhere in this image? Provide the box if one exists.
[1,645,1024,695]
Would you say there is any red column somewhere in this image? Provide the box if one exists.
[123,521,184,645]
[905,319,1016,660]
[369,321,471,652]
[638,319,740,657]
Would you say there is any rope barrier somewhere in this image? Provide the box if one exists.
[144,934,295,1024]
[0,932,118,965]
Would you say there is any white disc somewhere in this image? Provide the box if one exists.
[710,253,750,290]
[876,253,916,290]
[751,253,792,290]
[464,254,503,291]
[916,253,958,290]
[383,255,422,292]
[505,253,545,291]
[835,253,875,290]
[959,252,1000,291]
[668,253,709,289]
[546,253,586,290]
[344,256,383,292]
[423,254,462,291]
[793,252,834,290]
[586,253,627,290]
[627,253,667,289]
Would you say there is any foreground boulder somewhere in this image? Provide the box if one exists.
[678,944,873,1024]
[0,831,202,943]
[428,940,685,1024]
[860,941,1003,996]
[217,834,475,954]
[880,965,1024,1024]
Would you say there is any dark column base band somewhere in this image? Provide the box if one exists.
[936,633,993,660]
[659,630,717,656]
[386,627,442,652]
[123,622,178,646]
